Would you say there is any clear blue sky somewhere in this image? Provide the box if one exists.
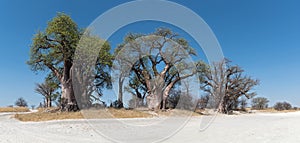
[0,0,299,107]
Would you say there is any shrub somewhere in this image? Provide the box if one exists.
[15,97,28,107]
[274,101,292,111]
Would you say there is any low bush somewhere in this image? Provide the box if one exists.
[274,101,292,111]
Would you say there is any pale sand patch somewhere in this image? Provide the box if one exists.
[1,111,300,143]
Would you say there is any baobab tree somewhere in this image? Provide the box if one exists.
[201,59,259,113]
[27,13,80,111]
[114,28,201,110]
[28,13,112,111]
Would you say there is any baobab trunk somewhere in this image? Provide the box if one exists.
[60,61,78,111]
[117,77,124,108]
[218,95,228,114]
[61,81,77,111]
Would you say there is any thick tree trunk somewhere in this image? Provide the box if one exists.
[60,60,78,112]
[117,77,124,108]
[218,95,229,114]
[151,79,164,111]
[61,81,78,111]
[154,91,163,111]
[147,93,162,111]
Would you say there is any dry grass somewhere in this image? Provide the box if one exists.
[14,108,152,122]
[0,107,30,112]
[15,112,84,122]
[14,108,203,122]
[82,108,153,119]
[257,108,299,113]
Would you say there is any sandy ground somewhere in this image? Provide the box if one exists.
[1,111,300,143]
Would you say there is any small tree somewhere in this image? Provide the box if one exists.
[15,97,28,107]
[274,101,292,111]
[35,79,59,108]
[273,102,284,111]
[251,97,269,110]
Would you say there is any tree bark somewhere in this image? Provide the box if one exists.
[46,97,52,108]
[60,60,78,111]
[61,81,77,111]
[118,77,124,108]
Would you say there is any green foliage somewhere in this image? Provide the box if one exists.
[27,13,80,74]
